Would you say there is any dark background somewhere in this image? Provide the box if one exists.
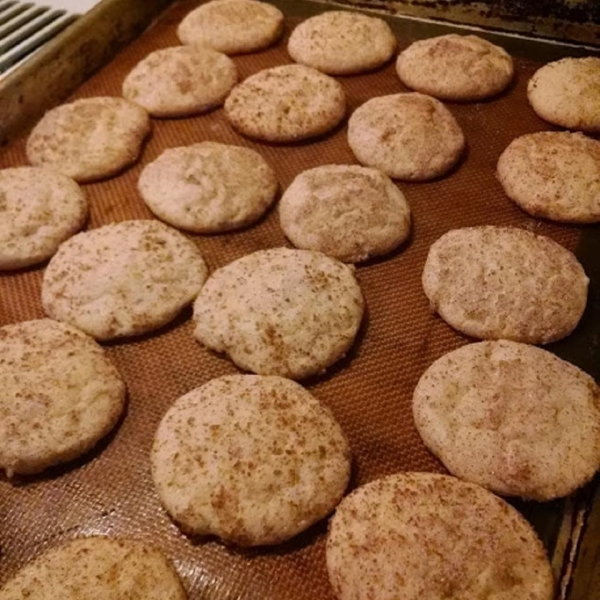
[310,0,600,46]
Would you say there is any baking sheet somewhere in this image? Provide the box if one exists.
[1,1,599,598]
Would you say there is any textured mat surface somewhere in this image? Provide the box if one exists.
[0,1,595,598]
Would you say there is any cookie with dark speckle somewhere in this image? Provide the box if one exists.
[0,537,186,600]
[26,97,150,182]
[122,45,237,118]
[177,0,284,55]
[414,340,600,500]
[279,164,410,263]
[288,11,396,75]
[347,93,464,180]
[42,220,208,340]
[0,319,125,477]
[327,472,553,600]
[0,167,87,270]
[397,34,514,101]
[224,64,346,142]
[138,142,278,233]
[152,375,351,545]
[193,248,364,379]
[527,57,600,133]
[497,131,600,223]
[422,226,588,344]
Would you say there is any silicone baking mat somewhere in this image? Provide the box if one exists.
[1,1,599,598]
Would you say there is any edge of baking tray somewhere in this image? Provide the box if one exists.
[1,0,599,597]
[551,230,600,600]
[0,0,172,145]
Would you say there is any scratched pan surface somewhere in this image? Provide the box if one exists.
[1,1,599,598]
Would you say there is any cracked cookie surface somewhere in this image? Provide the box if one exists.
[413,340,600,500]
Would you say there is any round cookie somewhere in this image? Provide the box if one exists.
[122,45,237,118]
[0,537,186,600]
[347,93,465,180]
[42,220,208,340]
[396,34,514,101]
[0,167,87,270]
[287,11,396,75]
[326,472,554,600]
[26,97,150,182]
[422,226,588,344]
[224,64,346,142]
[151,375,351,545]
[177,0,284,55]
[0,319,126,477]
[528,57,600,133]
[193,248,364,379]
[413,340,600,500]
[497,131,600,223]
[138,142,278,233]
[279,164,411,263]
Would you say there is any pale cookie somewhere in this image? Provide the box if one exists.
[279,164,411,263]
[327,473,553,600]
[177,0,284,55]
[138,142,278,233]
[42,220,208,340]
[0,167,87,270]
[152,375,351,545]
[422,226,588,344]
[122,45,237,118]
[288,11,396,75]
[193,248,364,379]
[224,64,346,142]
[0,537,187,600]
[0,319,126,477]
[413,341,600,501]
[528,57,600,133]
[347,93,465,180]
[497,131,600,223]
[26,97,150,182]
[396,34,514,101]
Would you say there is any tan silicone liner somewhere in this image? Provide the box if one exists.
[0,1,585,598]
